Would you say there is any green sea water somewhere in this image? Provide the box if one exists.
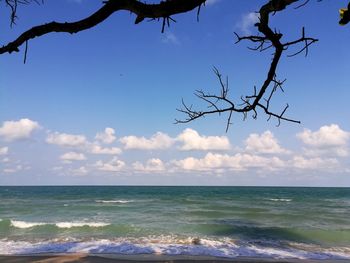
[0,186,349,259]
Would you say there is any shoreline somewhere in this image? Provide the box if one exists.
[0,254,349,263]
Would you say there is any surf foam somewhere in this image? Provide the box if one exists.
[95,200,133,204]
[268,198,292,202]
[9,220,110,229]
[10,220,46,229]
[0,238,349,260]
[55,222,110,228]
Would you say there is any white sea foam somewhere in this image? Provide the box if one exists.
[269,198,292,202]
[55,222,110,228]
[9,220,110,229]
[0,237,349,260]
[10,220,46,229]
[95,200,133,204]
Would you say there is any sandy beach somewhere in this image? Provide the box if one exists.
[0,254,349,263]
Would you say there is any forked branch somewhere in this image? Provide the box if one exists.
[176,0,318,131]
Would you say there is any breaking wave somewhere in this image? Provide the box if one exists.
[5,220,110,229]
[268,198,292,202]
[95,200,134,204]
[0,237,349,260]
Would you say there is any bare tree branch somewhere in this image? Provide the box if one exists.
[176,0,318,130]
[2,0,43,27]
[0,0,205,55]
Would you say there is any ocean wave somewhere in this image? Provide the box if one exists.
[95,200,133,204]
[55,222,110,228]
[11,220,46,229]
[8,220,110,229]
[0,237,349,259]
[268,198,292,202]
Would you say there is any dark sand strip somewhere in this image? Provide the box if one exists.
[0,254,349,263]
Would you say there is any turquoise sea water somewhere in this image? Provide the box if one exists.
[0,186,349,259]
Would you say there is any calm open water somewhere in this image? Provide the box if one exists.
[0,186,349,259]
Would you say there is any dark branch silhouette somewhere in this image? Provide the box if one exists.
[1,0,348,131]
[2,0,43,27]
[339,2,350,25]
[0,0,206,55]
[175,0,318,131]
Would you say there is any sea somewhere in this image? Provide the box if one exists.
[0,186,349,260]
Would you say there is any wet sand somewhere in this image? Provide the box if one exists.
[0,254,349,263]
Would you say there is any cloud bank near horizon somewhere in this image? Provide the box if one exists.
[1,118,350,186]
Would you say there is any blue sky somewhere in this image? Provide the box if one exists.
[0,0,349,186]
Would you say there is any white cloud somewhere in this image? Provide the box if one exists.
[236,12,259,34]
[47,130,121,155]
[51,166,63,171]
[60,152,86,162]
[304,147,348,158]
[205,0,220,5]
[245,131,289,154]
[95,127,116,144]
[297,124,349,147]
[291,155,339,170]
[177,128,230,151]
[0,118,40,142]
[3,164,24,174]
[72,166,88,176]
[89,144,122,155]
[133,158,165,173]
[297,124,350,157]
[95,157,125,172]
[0,147,8,155]
[1,157,10,163]
[46,132,87,147]
[3,168,16,173]
[120,132,174,150]
[161,32,180,45]
[172,152,284,172]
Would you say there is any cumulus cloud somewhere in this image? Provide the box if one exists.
[161,32,180,45]
[297,124,349,147]
[60,152,86,162]
[171,152,339,173]
[47,132,87,147]
[172,152,284,172]
[95,157,125,172]
[3,164,29,174]
[0,118,40,142]
[205,0,220,5]
[297,124,350,157]
[0,146,8,155]
[89,144,122,155]
[133,158,165,173]
[236,12,259,34]
[291,155,339,170]
[177,128,230,151]
[71,166,88,176]
[95,127,116,144]
[47,130,121,155]
[120,132,174,150]
[245,131,289,154]
[51,166,63,171]
[3,168,17,173]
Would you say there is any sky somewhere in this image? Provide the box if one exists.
[0,0,349,186]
